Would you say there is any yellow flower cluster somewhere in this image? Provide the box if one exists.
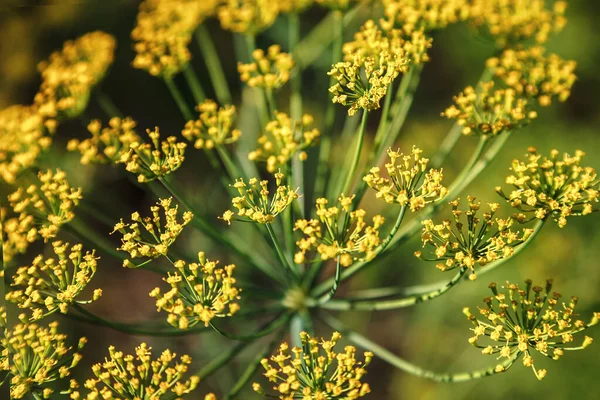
[363,146,447,211]
[7,168,82,242]
[0,105,53,184]
[254,331,372,399]
[487,46,577,107]
[67,117,141,165]
[238,45,294,90]
[441,81,537,136]
[295,195,385,266]
[280,0,314,13]
[150,251,241,329]
[79,343,203,399]
[6,241,102,321]
[113,197,193,268]
[222,171,299,224]
[416,197,533,280]
[464,280,599,380]
[469,0,568,47]
[1,322,86,399]
[34,31,116,124]
[496,148,599,228]
[381,0,470,32]
[182,99,242,149]
[132,0,217,77]
[218,0,280,34]
[118,127,187,182]
[249,112,320,172]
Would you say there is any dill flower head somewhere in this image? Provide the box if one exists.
[238,45,294,90]
[1,322,86,399]
[294,195,385,267]
[149,251,241,329]
[182,100,242,150]
[131,0,217,77]
[221,171,299,224]
[249,112,320,172]
[113,197,193,268]
[363,146,447,211]
[118,127,187,182]
[496,148,599,228]
[415,197,533,280]
[381,0,470,32]
[280,0,314,13]
[67,117,141,165]
[469,0,568,47]
[8,168,82,242]
[218,0,280,34]
[464,279,600,380]
[487,46,577,107]
[6,241,102,321]
[34,31,116,123]
[81,343,202,399]
[254,331,372,398]
[441,81,537,136]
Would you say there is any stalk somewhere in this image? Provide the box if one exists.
[164,77,194,121]
[195,24,232,104]
[182,64,207,104]
[95,90,123,118]
[209,312,291,341]
[337,110,369,197]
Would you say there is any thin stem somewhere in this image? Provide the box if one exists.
[289,13,305,215]
[322,313,519,382]
[209,312,291,341]
[338,110,368,196]
[216,145,244,181]
[95,90,123,118]
[195,25,232,104]
[317,257,342,305]
[182,64,207,104]
[265,223,298,281]
[164,77,194,121]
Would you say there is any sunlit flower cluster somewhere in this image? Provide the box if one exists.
[254,331,372,399]
[464,280,599,380]
[1,322,86,399]
[6,241,102,320]
[79,343,203,399]
[496,148,599,228]
[363,146,447,211]
[238,45,294,90]
[487,46,577,107]
[441,81,537,136]
[381,0,470,32]
[34,31,116,123]
[112,197,193,267]
[118,127,187,182]
[68,117,141,165]
[249,112,320,172]
[416,197,533,280]
[150,251,241,329]
[218,0,280,34]
[469,0,568,47]
[295,195,385,266]
[222,171,299,224]
[182,99,242,149]
[132,0,217,77]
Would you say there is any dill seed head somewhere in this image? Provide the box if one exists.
[182,99,242,150]
[364,146,447,211]
[218,0,280,34]
[464,279,599,380]
[381,0,471,32]
[222,171,299,224]
[496,147,599,228]
[150,251,241,329]
[68,117,140,165]
[249,111,320,173]
[487,46,577,107]
[7,241,101,321]
[118,126,187,182]
[112,197,193,267]
[441,81,537,136]
[1,322,86,399]
[295,195,385,266]
[80,343,202,399]
[238,45,295,90]
[416,197,533,280]
[254,331,372,399]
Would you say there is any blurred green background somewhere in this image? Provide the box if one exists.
[1,0,599,399]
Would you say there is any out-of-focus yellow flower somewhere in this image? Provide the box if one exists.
[218,0,280,34]
[150,251,241,329]
[381,0,470,32]
[182,100,242,150]
[238,45,294,90]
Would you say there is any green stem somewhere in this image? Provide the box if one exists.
[65,219,125,263]
[317,257,341,305]
[338,110,368,196]
[209,312,291,341]
[95,90,123,118]
[182,64,207,104]
[195,25,232,104]
[322,313,519,382]
[164,77,193,121]
[289,13,305,215]
[265,223,298,281]
[216,145,244,181]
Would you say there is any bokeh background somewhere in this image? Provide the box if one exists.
[1,0,599,399]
